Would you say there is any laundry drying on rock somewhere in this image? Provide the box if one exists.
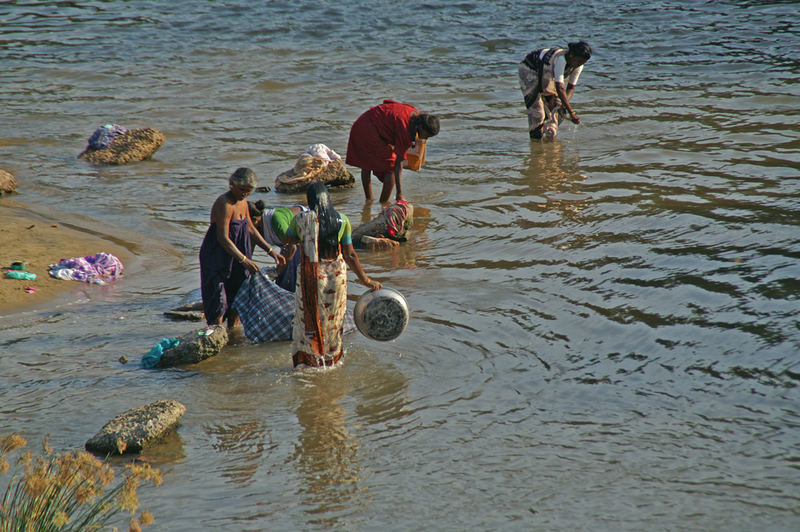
[78,124,166,165]
[48,251,124,285]
[274,143,355,193]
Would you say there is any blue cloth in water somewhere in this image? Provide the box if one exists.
[233,271,295,342]
[141,337,180,368]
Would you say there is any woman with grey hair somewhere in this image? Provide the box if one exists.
[199,167,285,328]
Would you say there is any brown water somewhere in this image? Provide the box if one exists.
[1,1,799,530]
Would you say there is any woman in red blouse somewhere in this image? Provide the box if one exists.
[346,100,439,204]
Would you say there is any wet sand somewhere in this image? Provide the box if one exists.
[0,199,133,315]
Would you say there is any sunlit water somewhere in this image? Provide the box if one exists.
[1,1,799,530]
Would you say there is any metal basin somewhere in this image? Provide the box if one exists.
[353,288,409,341]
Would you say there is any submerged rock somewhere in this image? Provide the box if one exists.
[85,399,186,455]
[275,156,354,193]
[155,325,228,367]
[78,127,165,165]
[163,300,204,321]
[0,169,18,195]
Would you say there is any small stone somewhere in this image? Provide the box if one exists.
[119,355,129,364]
[0,169,18,195]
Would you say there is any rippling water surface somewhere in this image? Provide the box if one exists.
[1,1,799,530]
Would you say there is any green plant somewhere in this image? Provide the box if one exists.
[0,433,160,532]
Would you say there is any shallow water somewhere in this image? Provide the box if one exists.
[1,1,799,530]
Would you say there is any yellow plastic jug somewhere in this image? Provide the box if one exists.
[405,137,426,171]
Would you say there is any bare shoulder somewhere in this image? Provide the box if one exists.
[210,192,234,221]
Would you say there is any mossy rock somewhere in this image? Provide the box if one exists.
[85,399,186,455]
[78,127,165,165]
[155,325,228,367]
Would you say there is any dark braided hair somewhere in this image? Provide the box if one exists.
[306,182,341,257]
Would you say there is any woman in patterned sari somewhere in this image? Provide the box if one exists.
[286,183,382,367]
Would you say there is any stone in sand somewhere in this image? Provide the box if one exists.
[78,127,165,165]
[275,155,354,193]
[155,325,228,367]
[85,399,186,455]
[0,169,18,195]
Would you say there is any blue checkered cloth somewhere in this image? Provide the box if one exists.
[233,271,295,342]
[232,270,357,344]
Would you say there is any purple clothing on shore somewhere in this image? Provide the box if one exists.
[199,219,252,325]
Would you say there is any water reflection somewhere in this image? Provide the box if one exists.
[139,430,187,466]
[290,357,411,526]
[206,420,269,486]
[519,142,590,220]
[291,371,363,522]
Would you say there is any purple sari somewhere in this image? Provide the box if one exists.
[199,219,252,325]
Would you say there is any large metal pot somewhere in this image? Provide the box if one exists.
[353,288,409,341]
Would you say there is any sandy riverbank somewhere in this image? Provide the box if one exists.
[0,199,134,315]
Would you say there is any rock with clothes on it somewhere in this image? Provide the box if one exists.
[85,399,186,456]
[0,169,18,195]
[154,325,228,367]
[275,153,355,193]
[352,202,414,250]
[78,127,166,165]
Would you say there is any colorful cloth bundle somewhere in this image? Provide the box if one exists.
[87,124,128,150]
[383,201,409,237]
[48,252,124,285]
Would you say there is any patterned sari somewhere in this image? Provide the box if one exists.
[291,211,348,367]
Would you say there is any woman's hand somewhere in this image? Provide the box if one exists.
[240,257,260,274]
[364,278,382,291]
[570,112,581,125]
[271,249,286,268]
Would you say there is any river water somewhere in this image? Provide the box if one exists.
[1,1,799,530]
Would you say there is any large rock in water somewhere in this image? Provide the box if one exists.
[0,169,18,195]
[353,202,414,250]
[78,127,165,165]
[155,325,228,367]
[275,155,354,193]
[85,399,186,455]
